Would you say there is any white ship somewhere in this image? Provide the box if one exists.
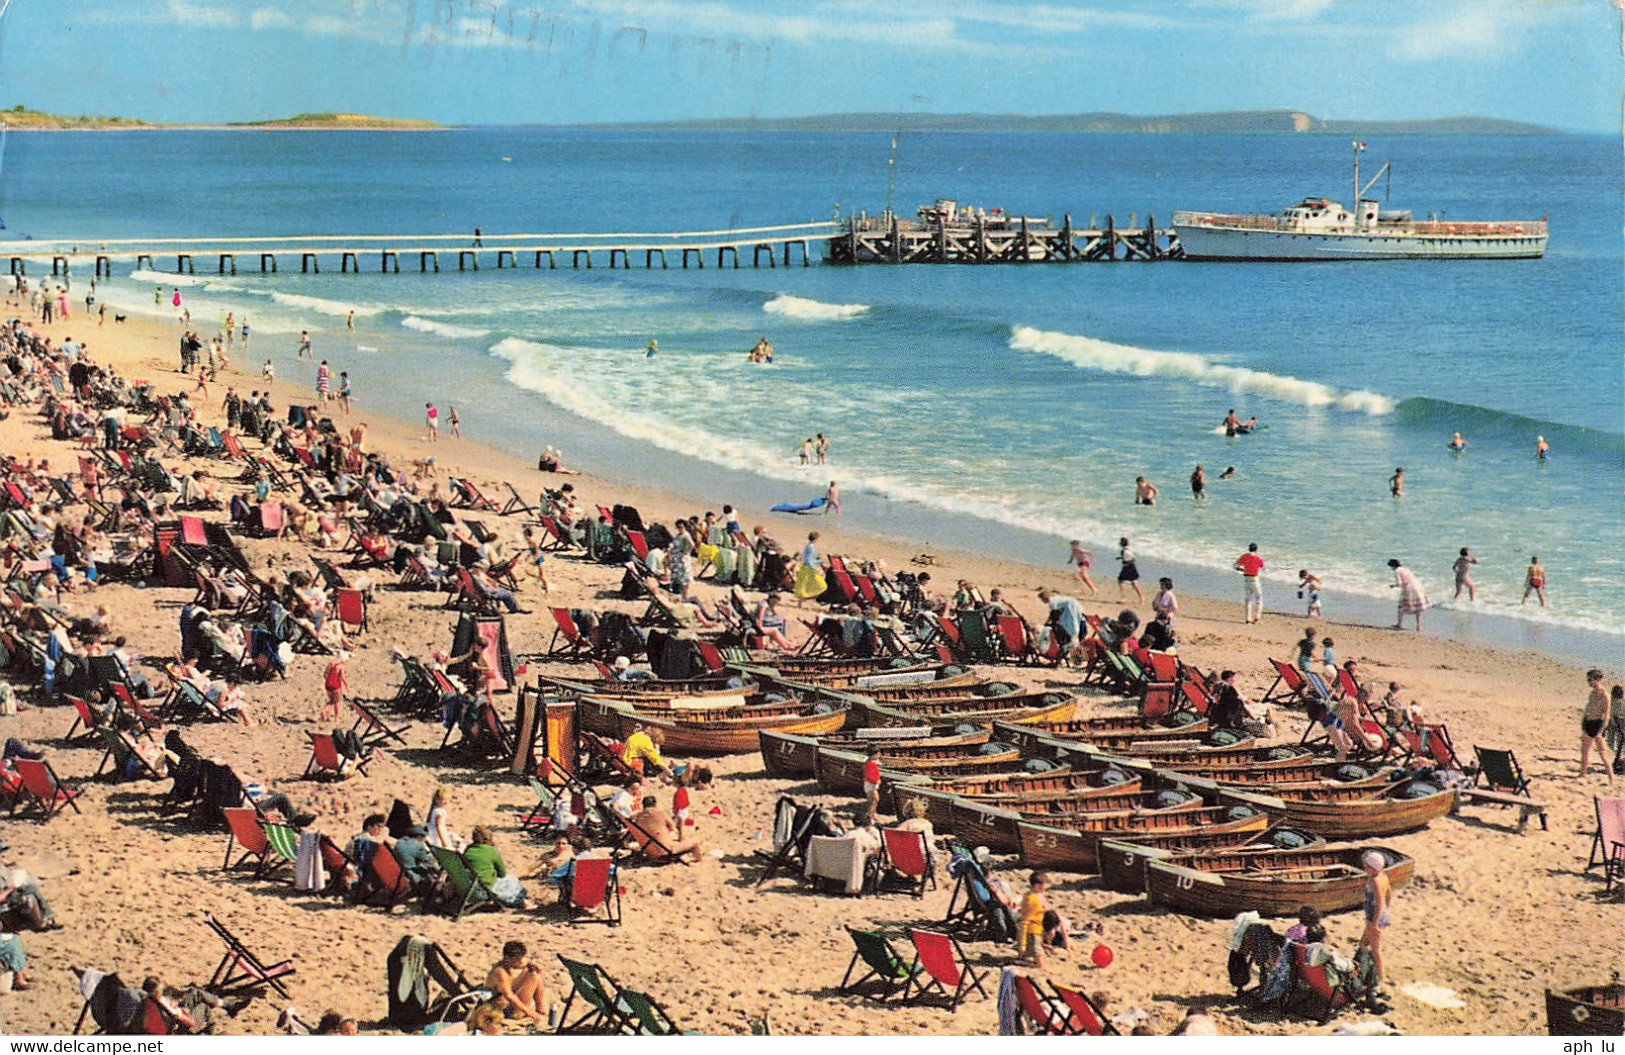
[1172,143,1547,261]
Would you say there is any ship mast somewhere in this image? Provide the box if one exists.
[1353,139,1364,205]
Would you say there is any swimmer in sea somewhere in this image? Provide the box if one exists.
[1134,476,1158,506]
[1522,555,1546,607]
[645,339,658,359]
[1448,432,1467,452]
[1389,467,1405,498]
[1190,465,1207,501]
[1536,435,1549,460]
[1222,409,1241,437]
[1218,466,1236,480]
[1238,417,1259,434]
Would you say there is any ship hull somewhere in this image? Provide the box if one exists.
[1174,224,1547,261]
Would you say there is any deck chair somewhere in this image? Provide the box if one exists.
[262,821,302,876]
[613,807,694,868]
[1049,982,1121,1035]
[538,515,574,551]
[1409,722,1466,772]
[556,956,634,1035]
[520,776,559,832]
[1474,746,1532,796]
[222,806,285,876]
[429,844,498,918]
[500,482,537,517]
[74,970,135,1034]
[334,588,368,634]
[350,698,410,749]
[453,478,501,512]
[1287,941,1364,1024]
[1587,797,1625,894]
[95,728,167,783]
[304,732,371,780]
[567,855,623,926]
[203,913,295,999]
[879,827,936,898]
[63,694,104,744]
[362,844,416,909]
[903,929,989,1010]
[619,989,688,1035]
[942,844,1017,944]
[840,927,920,1001]
[13,757,82,821]
[547,607,595,659]
[955,610,998,663]
[755,796,818,887]
[1260,659,1316,707]
[579,731,644,787]
[386,936,485,1029]
[1014,973,1070,1034]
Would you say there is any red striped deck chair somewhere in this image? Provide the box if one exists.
[548,607,593,658]
[203,913,295,998]
[854,575,879,606]
[903,929,988,1010]
[625,530,650,562]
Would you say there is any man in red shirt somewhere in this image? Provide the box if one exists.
[1235,543,1266,624]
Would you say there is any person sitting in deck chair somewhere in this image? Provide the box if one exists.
[752,593,795,651]
[630,795,706,863]
[621,726,673,780]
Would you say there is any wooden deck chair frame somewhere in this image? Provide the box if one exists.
[567,854,623,926]
[304,731,370,780]
[350,698,411,749]
[362,843,416,909]
[221,806,284,877]
[13,756,82,822]
[941,846,1017,945]
[902,928,989,1010]
[95,728,167,783]
[754,796,818,888]
[203,913,296,999]
[1014,973,1070,1034]
[428,844,499,918]
[1049,981,1121,1035]
[1260,659,1314,707]
[555,956,634,1035]
[1473,745,1532,797]
[500,481,537,517]
[618,989,685,1035]
[63,694,103,745]
[879,827,936,899]
[839,927,920,1001]
[578,730,644,787]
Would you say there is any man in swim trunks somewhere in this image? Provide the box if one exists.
[1134,477,1158,506]
[1190,465,1206,501]
[1389,467,1404,497]
[485,941,548,1028]
[1522,556,1546,607]
[1580,669,1613,782]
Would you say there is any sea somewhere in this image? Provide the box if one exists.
[5,129,1621,665]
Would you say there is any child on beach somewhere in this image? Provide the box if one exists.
[262,359,274,382]
[1019,871,1053,967]
[1452,547,1479,602]
[1068,540,1096,594]
[1116,538,1143,604]
[672,775,692,830]
[863,748,882,820]
[1298,569,1323,617]
[322,652,349,723]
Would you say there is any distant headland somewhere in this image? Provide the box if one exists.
[0,107,441,131]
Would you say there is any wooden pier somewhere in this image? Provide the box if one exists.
[825,211,1182,264]
[0,222,839,278]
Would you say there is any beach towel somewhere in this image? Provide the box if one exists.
[770,497,827,514]
[997,968,1023,1036]
[294,831,326,892]
[804,834,865,894]
[793,563,827,601]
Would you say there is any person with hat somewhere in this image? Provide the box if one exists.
[392,824,440,895]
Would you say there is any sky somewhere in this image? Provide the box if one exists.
[0,0,1619,131]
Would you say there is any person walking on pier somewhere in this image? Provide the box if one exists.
[473,226,483,248]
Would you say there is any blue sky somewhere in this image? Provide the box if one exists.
[1,0,1618,131]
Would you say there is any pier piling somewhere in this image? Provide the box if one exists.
[260,253,278,273]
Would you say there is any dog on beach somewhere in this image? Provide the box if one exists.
[113,314,127,323]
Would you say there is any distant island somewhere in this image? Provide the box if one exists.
[0,106,441,131]
[571,109,1560,136]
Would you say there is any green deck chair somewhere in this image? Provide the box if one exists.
[428,845,496,919]
[955,610,997,663]
[839,927,920,1001]
[619,990,696,1035]
[555,956,634,1035]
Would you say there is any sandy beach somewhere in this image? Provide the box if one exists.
[0,304,1618,1037]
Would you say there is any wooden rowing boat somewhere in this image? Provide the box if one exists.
[1545,982,1625,1036]
[854,691,1079,730]
[1144,846,1415,917]
[894,771,1144,851]
[1018,805,1271,874]
[741,656,941,679]
[539,673,753,699]
[596,699,849,755]
[814,742,1026,795]
[1244,778,1460,838]
[757,726,988,779]
[852,678,1021,703]
[1097,827,1325,894]
[1198,762,1396,792]
[994,714,1210,750]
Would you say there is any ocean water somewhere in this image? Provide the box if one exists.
[5,129,1620,662]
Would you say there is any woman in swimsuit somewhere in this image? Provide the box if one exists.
[1361,851,1393,989]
